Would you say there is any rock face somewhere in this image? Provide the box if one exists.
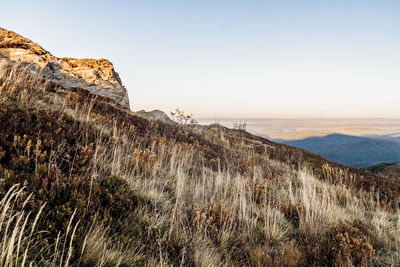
[0,27,130,109]
[136,109,173,123]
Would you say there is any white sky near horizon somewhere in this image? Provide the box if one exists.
[1,0,400,118]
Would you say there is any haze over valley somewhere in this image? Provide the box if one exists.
[198,117,400,167]
[197,117,400,140]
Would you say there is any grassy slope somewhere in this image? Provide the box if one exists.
[367,163,400,182]
[0,60,400,266]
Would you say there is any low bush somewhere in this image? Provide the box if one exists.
[330,222,375,266]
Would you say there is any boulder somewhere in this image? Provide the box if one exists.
[0,27,130,109]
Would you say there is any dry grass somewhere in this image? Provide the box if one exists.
[80,223,143,266]
[1,60,400,266]
[0,185,79,267]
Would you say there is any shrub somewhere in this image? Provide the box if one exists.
[280,203,304,228]
[247,180,266,204]
[233,121,247,131]
[170,108,197,125]
[330,222,375,266]
[278,244,304,267]
[130,148,157,174]
[192,201,233,233]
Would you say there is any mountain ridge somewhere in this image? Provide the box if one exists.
[278,133,400,167]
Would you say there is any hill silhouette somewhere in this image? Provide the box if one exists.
[279,133,400,168]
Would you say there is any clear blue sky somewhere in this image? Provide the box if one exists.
[1,0,399,118]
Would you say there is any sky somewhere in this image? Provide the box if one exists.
[1,0,400,118]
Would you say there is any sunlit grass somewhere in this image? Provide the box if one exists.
[0,60,400,265]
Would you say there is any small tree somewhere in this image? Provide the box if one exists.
[233,121,247,131]
[170,108,197,125]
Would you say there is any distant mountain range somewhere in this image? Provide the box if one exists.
[277,133,400,168]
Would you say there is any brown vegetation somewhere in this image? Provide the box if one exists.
[1,60,400,266]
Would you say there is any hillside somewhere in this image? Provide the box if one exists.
[280,133,400,168]
[367,162,400,182]
[1,28,400,266]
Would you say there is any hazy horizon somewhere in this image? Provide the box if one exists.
[2,1,400,118]
[196,117,400,140]
[197,115,400,120]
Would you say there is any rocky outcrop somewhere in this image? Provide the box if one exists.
[136,109,173,123]
[0,27,130,109]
